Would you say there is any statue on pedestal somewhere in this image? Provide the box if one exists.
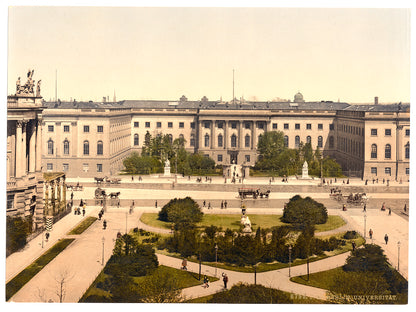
[302,160,309,179]
[241,214,252,233]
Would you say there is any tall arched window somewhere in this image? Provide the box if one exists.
[218,134,223,147]
[83,140,90,155]
[204,134,210,147]
[329,136,334,148]
[317,136,323,148]
[63,139,69,155]
[371,144,377,158]
[231,134,237,148]
[384,144,391,159]
[190,134,195,147]
[97,140,103,155]
[295,135,300,148]
[168,134,173,144]
[306,136,311,144]
[134,134,139,146]
[284,135,289,147]
[245,134,250,148]
[405,142,410,159]
[48,139,54,155]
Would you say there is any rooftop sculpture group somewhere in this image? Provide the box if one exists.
[16,69,41,97]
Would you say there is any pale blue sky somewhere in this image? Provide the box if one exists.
[7,6,411,103]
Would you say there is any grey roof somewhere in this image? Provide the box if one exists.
[344,103,410,112]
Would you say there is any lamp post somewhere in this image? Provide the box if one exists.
[364,214,367,240]
[101,237,105,266]
[125,211,128,234]
[397,241,401,272]
[320,154,323,187]
[288,245,292,277]
[215,244,218,277]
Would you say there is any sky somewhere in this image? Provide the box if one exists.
[6,4,411,104]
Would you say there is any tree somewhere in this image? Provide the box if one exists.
[6,216,31,255]
[158,197,203,225]
[137,269,183,303]
[257,131,286,160]
[282,195,328,227]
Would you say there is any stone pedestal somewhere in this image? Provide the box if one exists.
[302,161,309,179]
[164,165,171,177]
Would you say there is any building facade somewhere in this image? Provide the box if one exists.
[7,71,45,229]
[42,94,410,181]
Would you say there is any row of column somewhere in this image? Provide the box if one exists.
[44,176,66,216]
[15,119,42,178]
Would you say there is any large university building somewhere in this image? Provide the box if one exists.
[41,93,410,181]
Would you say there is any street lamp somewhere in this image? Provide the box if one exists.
[101,237,105,266]
[397,241,401,272]
[364,214,367,240]
[215,244,218,277]
[125,211,128,234]
[288,245,292,277]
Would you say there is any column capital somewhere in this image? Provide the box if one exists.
[16,120,23,128]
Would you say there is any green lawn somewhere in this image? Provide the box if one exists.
[67,216,97,235]
[140,213,345,232]
[6,238,75,301]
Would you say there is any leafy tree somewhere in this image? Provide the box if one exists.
[344,244,389,272]
[257,131,286,160]
[6,216,32,255]
[282,195,328,226]
[208,283,293,303]
[158,197,203,225]
[137,269,183,303]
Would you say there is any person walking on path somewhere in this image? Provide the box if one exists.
[221,201,224,209]
[224,200,227,209]
[103,220,107,230]
[369,229,373,239]
[182,259,187,270]
[203,200,206,208]
[388,207,392,216]
[208,202,211,210]
[351,241,356,251]
[82,206,86,217]
[155,200,157,209]
[222,273,228,289]
[203,275,209,288]
[363,204,366,212]
[384,234,389,245]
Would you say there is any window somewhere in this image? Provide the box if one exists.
[371,129,377,136]
[329,136,334,148]
[405,143,410,159]
[306,136,311,144]
[385,129,391,136]
[190,122,195,129]
[84,125,90,133]
[83,140,90,155]
[318,124,323,130]
[179,122,184,128]
[190,134,195,147]
[63,139,70,155]
[134,134,139,146]
[83,163,89,172]
[231,122,237,129]
[63,163,69,172]
[245,155,250,162]
[245,122,251,129]
[406,168,410,175]
[329,124,334,131]
[134,122,139,128]
[306,124,312,130]
[47,163,53,171]
[204,134,210,147]
[385,144,391,159]
[217,122,223,129]
[245,135,250,148]
[371,144,377,158]
[284,123,289,130]
[48,139,54,155]
[318,136,323,148]
[97,164,103,172]
[284,135,289,147]
[371,167,377,175]
[7,194,15,210]
[295,135,300,148]
[168,122,173,128]
[231,134,237,148]
[217,134,223,147]
[385,167,391,176]
[145,122,150,128]
[97,141,103,155]
[258,123,264,129]
[204,122,210,129]
[295,123,300,130]
[405,129,410,136]
[63,125,70,132]
[97,125,103,133]
[272,123,278,129]
[157,122,162,128]
[217,154,223,162]
[48,125,54,132]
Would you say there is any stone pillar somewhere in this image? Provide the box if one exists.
[29,120,36,172]
[396,125,403,161]
[211,120,215,149]
[44,181,50,216]
[50,180,56,215]
[199,120,204,149]
[15,120,23,177]
[238,121,242,148]
[62,176,67,211]
[56,178,61,213]
[36,119,42,171]
[252,121,257,150]
[22,121,27,175]
[224,121,228,149]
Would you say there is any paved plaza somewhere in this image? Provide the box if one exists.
[6,176,409,302]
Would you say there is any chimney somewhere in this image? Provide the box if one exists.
[374,96,378,105]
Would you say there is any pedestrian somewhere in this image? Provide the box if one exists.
[71,192,74,200]
[388,207,391,215]
[80,199,84,206]
[103,220,107,230]
[381,202,386,211]
[117,200,120,208]
[384,234,389,244]
[342,204,347,211]
[182,258,187,270]
[347,178,349,184]
[98,212,102,220]
[404,204,407,212]
[203,200,206,208]
[351,241,356,251]
[222,273,228,289]
[369,229,373,239]
[132,175,134,181]
[45,232,50,242]
[365,179,368,185]
[221,201,224,209]
[82,206,86,216]
[132,200,135,207]
[383,178,385,184]
[387,180,389,187]
[208,202,211,209]
[155,200,158,209]
[224,200,227,209]
[363,204,366,212]
[203,275,209,288]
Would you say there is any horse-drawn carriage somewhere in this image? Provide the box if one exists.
[109,192,120,199]
[67,183,83,191]
[238,188,270,199]
[346,192,368,205]
[95,187,106,199]
[94,176,121,185]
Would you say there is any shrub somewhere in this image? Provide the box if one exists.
[343,231,358,239]
[282,195,328,226]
